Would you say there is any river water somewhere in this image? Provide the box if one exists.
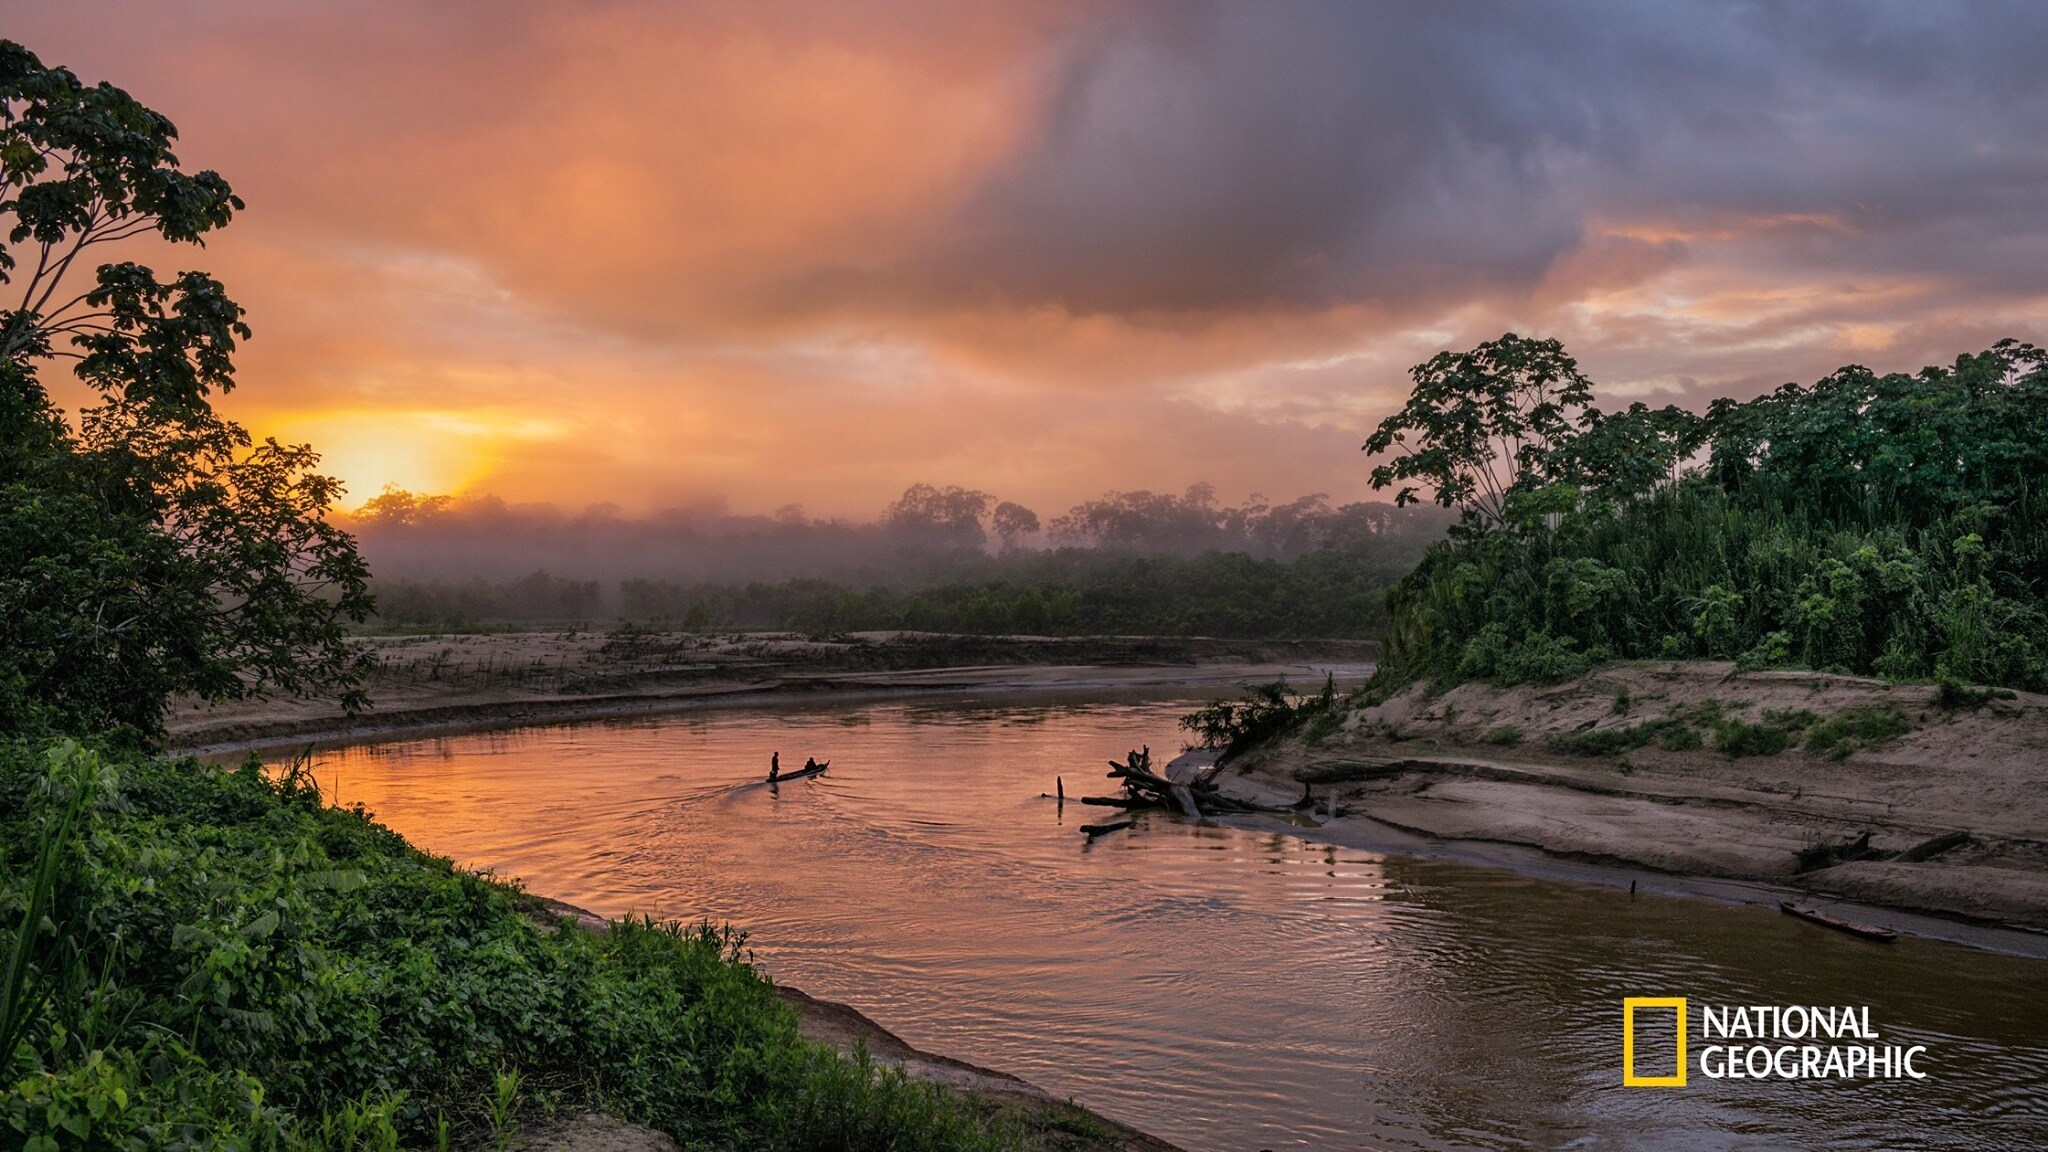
[282,689,2048,1151]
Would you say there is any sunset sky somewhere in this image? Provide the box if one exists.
[15,2,2048,518]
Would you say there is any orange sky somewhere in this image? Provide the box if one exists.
[14,2,2048,518]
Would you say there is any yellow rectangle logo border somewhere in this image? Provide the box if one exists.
[1622,997,1688,1086]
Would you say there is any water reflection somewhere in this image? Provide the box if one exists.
[282,694,2048,1151]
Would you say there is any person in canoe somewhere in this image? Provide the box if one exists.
[802,756,819,773]
[768,751,780,782]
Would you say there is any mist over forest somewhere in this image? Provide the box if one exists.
[343,481,1451,634]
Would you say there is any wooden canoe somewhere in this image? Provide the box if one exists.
[1778,900,1897,942]
[769,761,828,783]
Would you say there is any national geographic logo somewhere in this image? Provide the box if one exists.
[1622,997,1688,1086]
[1623,998,1929,1086]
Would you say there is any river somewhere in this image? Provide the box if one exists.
[280,687,2048,1151]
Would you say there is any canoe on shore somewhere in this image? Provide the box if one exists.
[1778,900,1897,942]
[770,761,829,783]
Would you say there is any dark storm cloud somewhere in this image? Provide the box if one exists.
[11,1,2046,515]
[888,0,2048,317]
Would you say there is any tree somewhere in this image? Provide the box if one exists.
[990,500,1039,549]
[881,482,993,550]
[0,40,371,741]
[356,485,453,527]
[1363,334,1595,530]
[1550,401,1707,501]
[1048,483,1228,551]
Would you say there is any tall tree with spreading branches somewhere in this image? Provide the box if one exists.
[0,40,371,742]
[1363,334,1596,531]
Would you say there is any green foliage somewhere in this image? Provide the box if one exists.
[1931,677,2017,711]
[1803,704,1913,759]
[1362,334,1596,531]
[0,40,372,742]
[1372,338,2048,693]
[1658,725,1703,752]
[1550,701,1906,760]
[1478,726,1522,746]
[1554,718,1688,757]
[1711,719,1791,758]
[1180,675,1340,763]
[0,739,1024,1151]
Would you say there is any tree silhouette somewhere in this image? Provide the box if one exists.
[0,40,371,740]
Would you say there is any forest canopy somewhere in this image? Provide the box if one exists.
[1368,335,2048,692]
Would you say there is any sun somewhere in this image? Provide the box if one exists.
[258,409,558,506]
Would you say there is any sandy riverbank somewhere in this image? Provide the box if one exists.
[168,629,1373,756]
[1207,661,2048,942]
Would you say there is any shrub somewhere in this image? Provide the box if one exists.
[1555,718,1687,756]
[1657,725,1704,752]
[1932,677,2018,711]
[1181,675,1340,762]
[1711,719,1792,758]
[0,740,1025,1151]
[1804,704,1914,759]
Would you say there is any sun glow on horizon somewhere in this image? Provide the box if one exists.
[263,409,567,509]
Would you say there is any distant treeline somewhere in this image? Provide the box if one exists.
[1371,337,2048,692]
[367,539,1439,638]
[341,482,1447,587]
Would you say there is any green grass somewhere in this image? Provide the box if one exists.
[1553,718,1688,756]
[1932,677,2018,710]
[1803,704,1914,759]
[0,739,1037,1151]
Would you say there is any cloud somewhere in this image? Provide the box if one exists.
[8,1,2048,515]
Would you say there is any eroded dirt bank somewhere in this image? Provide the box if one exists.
[169,629,1372,755]
[1220,662,2048,935]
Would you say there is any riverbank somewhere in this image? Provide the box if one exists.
[0,738,1185,1152]
[168,629,1373,755]
[1214,661,2048,938]
[521,898,1182,1152]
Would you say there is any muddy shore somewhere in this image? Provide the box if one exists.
[1211,661,2048,945]
[168,629,1373,757]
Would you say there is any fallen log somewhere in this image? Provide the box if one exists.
[1080,795,1152,808]
[1893,830,1970,863]
[1293,758,1414,785]
[1793,829,1885,873]
[1081,818,1135,838]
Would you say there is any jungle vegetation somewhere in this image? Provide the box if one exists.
[0,742,1065,1151]
[349,482,1451,638]
[367,537,1440,639]
[1364,334,2048,692]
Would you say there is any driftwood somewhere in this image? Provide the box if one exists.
[1088,746,1269,827]
[1793,830,1882,873]
[1795,828,1970,873]
[1080,795,1152,808]
[1081,818,1135,838]
[1894,830,1970,863]
[1293,758,1421,785]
